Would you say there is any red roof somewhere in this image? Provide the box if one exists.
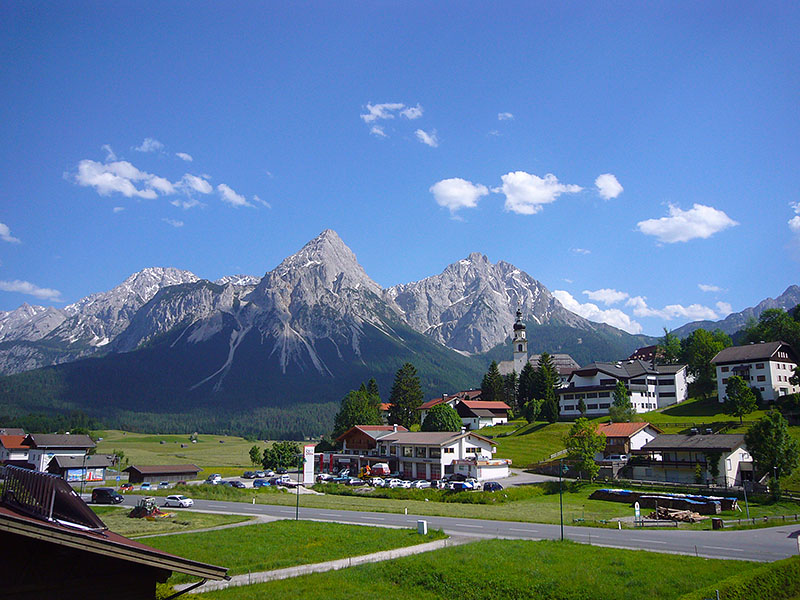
[597,422,661,438]
[418,389,482,411]
[0,435,27,450]
[460,400,511,410]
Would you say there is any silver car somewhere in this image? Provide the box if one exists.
[163,494,193,508]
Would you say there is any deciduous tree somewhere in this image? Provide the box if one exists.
[723,375,757,425]
[681,328,731,399]
[608,380,634,423]
[421,403,463,432]
[745,411,800,499]
[249,445,262,467]
[565,418,606,481]
[333,388,382,437]
[262,441,300,470]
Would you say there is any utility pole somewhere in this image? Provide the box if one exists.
[559,458,564,541]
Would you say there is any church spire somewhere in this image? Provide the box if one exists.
[512,307,527,374]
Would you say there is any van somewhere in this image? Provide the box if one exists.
[91,487,124,504]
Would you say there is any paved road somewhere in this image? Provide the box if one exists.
[108,494,799,563]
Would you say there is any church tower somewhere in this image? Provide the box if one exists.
[512,308,528,374]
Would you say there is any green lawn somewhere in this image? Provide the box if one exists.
[490,420,573,467]
[146,519,445,584]
[632,396,770,430]
[90,505,251,537]
[190,538,757,600]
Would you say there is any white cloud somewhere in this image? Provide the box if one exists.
[134,137,164,152]
[789,215,800,233]
[176,152,193,162]
[0,279,62,301]
[583,288,629,305]
[698,283,722,293]
[171,198,202,210]
[180,174,213,195]
[162,218,184,228]
[0,222,21,244]
[253,194,272,209]
[594,173,623,200]
[75,160,159,199]
[360,102,407,123]
[370,125,387,138]
[637,203,738,243]
[553,290,643,334]
[495,171,582,215]
[716,301,733,316]
[101,144,117,161]
[430,178,489,214]
[415,129,439,147]
[626,296,719,321]
[498,112,514,120]
[571,248,590,255]
[400,104,423,119]
[217,183,252,208]
[112,206,125,213]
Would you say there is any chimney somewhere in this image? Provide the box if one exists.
[392,424,398,432]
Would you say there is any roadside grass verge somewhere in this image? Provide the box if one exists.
[90,506,251,537]
[190,538,755,600]
[145,520,446,585]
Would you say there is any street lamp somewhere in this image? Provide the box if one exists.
[559,458,564,541]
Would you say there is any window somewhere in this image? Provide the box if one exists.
[587,404,598,410]
[631,378,646,385]
[660,391,675,397]
[598,391,610,398]
[721,366,729,373]
[564,394,574,400]
[756,363,764,369]
[415,447,427,458]
[443,447,454,454]
[402,446,413,457]
[599,403,610,409]
[722,378,728,385]
[430,448,441,459]
[600,378,615,385]
[658,379,672,386]
[757,375,766,382]
[517,344,523,352]
[586,392,598,399]
[726,458,732,471]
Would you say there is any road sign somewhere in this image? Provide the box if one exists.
[634,501,640,521]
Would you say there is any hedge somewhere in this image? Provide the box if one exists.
[679,556,800,600]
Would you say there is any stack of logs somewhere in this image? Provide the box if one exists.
[647,505,706,523]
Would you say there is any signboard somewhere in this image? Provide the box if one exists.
[303,444,315,485]
[634,501,640,522]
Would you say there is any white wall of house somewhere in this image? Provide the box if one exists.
[27,449,87,472]
[717,358,799,403]
[0,448,29,462]
[632,446,752,487]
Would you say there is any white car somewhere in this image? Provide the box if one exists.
[398,480,413,489]
[163,494,193,508]
[385,478,403,488]
[411,480,431,489]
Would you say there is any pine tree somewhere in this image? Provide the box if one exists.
[481,361,504,402]
[535,353,560,423]
[333,388,382,436]
[608,380,634,423]
[366,378,381,405]
[517,362,536,409]
[387,363,423,429]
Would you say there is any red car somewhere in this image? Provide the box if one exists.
[119,483,134,492]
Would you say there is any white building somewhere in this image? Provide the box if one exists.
[23,433,95,472]
[632,434,753,487]
[711,341,799,403]
[558,360,690,418]
[333,427,510,481]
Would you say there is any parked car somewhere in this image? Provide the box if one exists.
[176,480,188,486]
[253,479,270,488]
[262,469,275,477]
[316,473,334,483]
[385,478,403,488]
[464,478,480,489]
[411,480,431,489]
[158,481,170,489]
[163,494,193,508]
[206,473,222,484]
[229,480,246,488]
[346,477,365,486]
[275,467,288,475]
[270,474,292,485]
[483,481,504,492]
[91,487,124,504]
[368,477,384,487]
[242,471,257,479]
[218,481,233,487]
[398,480,413,489]
[139,482,152,490]
[607,454,629,462]
[119,483,134,492]
[255,470,267,478]
[370,462,391,476]
[450,482,471,491]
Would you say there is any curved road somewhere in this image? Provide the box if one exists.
[111,494,799,563]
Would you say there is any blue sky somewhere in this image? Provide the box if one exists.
[1,2,799,336]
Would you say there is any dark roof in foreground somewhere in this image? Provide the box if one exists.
[638,434,746,453]
[49,455,116,469]
[124,464,202,475]
[23,433,96,449]
[711,341,796,364]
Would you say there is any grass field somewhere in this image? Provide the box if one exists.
[93,429,272,477]
[488,420,572,467]
[146,519,445,585]
[190,538,756,600]
[90,505,251,537]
